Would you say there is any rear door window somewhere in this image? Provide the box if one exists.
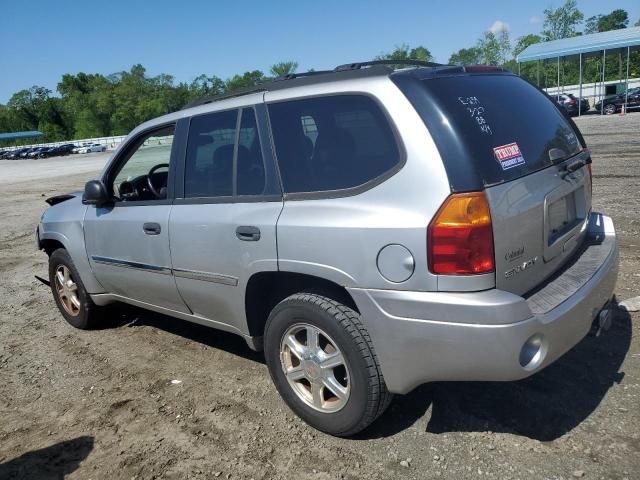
[268,95,401,194]
[184,110,238,198]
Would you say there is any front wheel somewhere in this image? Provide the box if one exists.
[48,248,102,329]
[264,293,393,436]
[603,104,616,115]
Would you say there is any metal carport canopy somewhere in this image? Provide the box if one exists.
[0,131,43,141]
[517,26,640,62]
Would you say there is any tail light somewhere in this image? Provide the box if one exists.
[428,192,494,275]
[587,162,593,194]
[568,98,576,105]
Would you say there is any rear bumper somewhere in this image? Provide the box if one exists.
[348,213,618,394]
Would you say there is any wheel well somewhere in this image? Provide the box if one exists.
[40,239,65,256]
[245,271,359,339]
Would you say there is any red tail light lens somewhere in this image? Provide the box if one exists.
[428,192,495,275]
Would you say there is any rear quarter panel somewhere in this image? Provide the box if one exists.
[270,77,451,291]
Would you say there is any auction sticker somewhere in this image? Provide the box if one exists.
[493,142,525,170]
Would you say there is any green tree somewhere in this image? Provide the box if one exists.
[225,70,266,92]
[585,9,628,33]
[375,44,433,66]
[477,31,501,66]
[497,28,511,64]
[270,61,299,77]
[513,34,542,58]
[542,0,584,40]
[448,47,482,65]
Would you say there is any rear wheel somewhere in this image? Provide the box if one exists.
[48,248,102,329]
[264,293,393,436]
[603,104,616,115]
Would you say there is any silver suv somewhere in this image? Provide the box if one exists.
[37,61,618,436]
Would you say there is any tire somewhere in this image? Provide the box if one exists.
[603,104,616,115]
[264,293,393,436]
[48,248,102,329]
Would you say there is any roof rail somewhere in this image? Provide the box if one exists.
[334,60,446,71]
[183,85,268,109]
[273,69,335,81]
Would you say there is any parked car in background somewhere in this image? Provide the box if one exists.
[553,93,590,116]
[27,147,48,158]
[5,148,27,159]
[72,143,91,154]
[40,143,76,158]
[595,87,640,115]
[19,147,39,158]
[75,143,106,154]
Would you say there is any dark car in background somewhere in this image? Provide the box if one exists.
[595,87,640,115]
[39,143,76,158]
[553,93,590,116]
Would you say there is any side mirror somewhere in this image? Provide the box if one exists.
[82,180,110,206]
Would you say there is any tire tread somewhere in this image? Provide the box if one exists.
[278,292,393,435]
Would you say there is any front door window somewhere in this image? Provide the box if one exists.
[111,125,175,201]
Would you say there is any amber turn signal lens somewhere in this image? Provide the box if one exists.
[427,192,495,275]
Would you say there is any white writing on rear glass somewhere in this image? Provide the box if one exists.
[458,96,492,135]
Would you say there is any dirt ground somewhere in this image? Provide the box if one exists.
[0,114,638,480]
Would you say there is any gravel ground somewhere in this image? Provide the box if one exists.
[0,115,638,480]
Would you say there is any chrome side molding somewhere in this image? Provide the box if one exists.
[91,256,238,286]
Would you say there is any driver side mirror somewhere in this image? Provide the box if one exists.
[82,180,110,207]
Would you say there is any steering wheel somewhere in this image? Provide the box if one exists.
[147,163,169,199]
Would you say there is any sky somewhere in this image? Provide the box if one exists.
[1,0,639,103]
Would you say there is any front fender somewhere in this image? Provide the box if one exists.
[39,198,106,294]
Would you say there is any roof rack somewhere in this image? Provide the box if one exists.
[273,69,336,81]
[183,60,447,110]
[183,86,268,109]
[334,60,446,71]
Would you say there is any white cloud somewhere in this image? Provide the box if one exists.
[529,15,542,25]
[489,20,509,34]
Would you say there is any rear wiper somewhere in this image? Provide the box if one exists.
[549,148,568,164]
[565,157,591,173]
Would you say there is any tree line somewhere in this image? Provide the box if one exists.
[448,2,640,91]
[1,1,639,145]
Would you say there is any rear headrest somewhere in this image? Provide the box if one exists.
[213,144,234,165]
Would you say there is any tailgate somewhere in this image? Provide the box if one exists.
[486,150,592,295]
[393,70,591,294]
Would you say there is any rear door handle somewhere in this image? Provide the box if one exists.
[236,226,260,241]
[143,222,161,235]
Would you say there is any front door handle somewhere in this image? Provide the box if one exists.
[143,222,161,235]
[236,226,260,241]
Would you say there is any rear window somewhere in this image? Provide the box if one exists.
[268,95,401,194]
[393,73,582,190]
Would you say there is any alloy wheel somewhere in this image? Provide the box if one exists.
[280,323,350,413]
[54,265,80,316]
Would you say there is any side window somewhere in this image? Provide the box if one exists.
[237,108,266,196]
[112,125,174,201]
[184,110,238,198]
[268,95,401,193]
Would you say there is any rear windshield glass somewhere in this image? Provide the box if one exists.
[397,74,582,189]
